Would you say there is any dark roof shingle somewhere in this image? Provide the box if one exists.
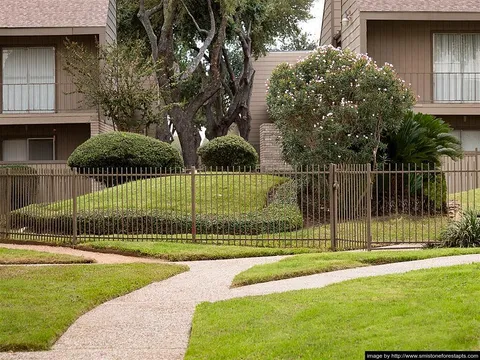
[0,0,110,28]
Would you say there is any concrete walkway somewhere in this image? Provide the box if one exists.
[1,250,479,360]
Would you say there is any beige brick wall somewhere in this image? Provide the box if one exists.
[259,123,291,170]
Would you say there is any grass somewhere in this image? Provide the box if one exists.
[186,264,480,359]
[76,241,319,261]
[23,173,287,215]
[232,247,480,286]
[0,248,92,264]
[0,263,187,351]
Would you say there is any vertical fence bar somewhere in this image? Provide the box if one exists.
[5,169,11,240]
[72,170,78,245]
[329,164,337,251]
[366,164,372,251]
[191,166,196,243]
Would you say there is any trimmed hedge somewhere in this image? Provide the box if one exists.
[0,165,38,211]
[198,135,258,170]
[67,132,184,186]
[11,178,303,236]
[11,205,303,236]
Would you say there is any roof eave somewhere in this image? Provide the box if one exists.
[360,11,480,21]
[0,26,106,37]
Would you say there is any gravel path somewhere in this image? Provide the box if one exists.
[0,243,165,264]
[1,252,479,360]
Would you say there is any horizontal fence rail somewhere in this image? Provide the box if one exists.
[0,159,479,250]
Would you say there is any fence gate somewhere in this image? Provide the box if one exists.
[330,164,372,250]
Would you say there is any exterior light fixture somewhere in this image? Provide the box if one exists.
[342,11,352,27]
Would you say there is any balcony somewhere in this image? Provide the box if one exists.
[0,83,97,125]
[397,72,480,115]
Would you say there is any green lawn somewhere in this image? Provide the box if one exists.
[76,241,319,261]
[453,188,480,210]
[0,248,92,264]
[23,173,287,215]
[0,263,187,351]
[186,264,480,360]
[232,248,480,286]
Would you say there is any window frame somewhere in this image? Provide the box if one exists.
[1,46,56,113]
[1,137,56,161]
[433,32,480,103]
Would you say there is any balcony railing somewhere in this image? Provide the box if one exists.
[0,83,95,114]
[397,72,480,104]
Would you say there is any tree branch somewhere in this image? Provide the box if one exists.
[181,0,209,35]
[222,48,237,93]
[137,0,161,60]
[179,0,215,81]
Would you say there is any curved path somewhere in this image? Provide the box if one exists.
[0,249,479,360]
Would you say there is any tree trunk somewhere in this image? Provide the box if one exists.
[155,115,173,143]
[171,107,201,167]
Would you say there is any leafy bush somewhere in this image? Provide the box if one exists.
[266,45,415,166]
[0,165,38,211]
[197,135,258,170]
[440,210,480,247]
[67,132,184,186]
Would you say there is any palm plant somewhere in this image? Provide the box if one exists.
[382,112,463,212]
[386,111,463,167]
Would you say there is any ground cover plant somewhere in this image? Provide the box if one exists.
[0,248,91,264]
[0,263,187,351]
[232,247,480,286]
[186,264,480,359]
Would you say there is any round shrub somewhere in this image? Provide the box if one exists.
[68,132,184,186]
[197,135,258,170]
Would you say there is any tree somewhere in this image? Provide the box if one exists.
[62,40,161,132]
[136,0,313,165]
[267,46,415,167]
[181,0,314,141]
[268,30,317,51]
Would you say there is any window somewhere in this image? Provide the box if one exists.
[451,130,480,152]
[433,34,480,103]
[2,138,55,161]
[2,47,55,113]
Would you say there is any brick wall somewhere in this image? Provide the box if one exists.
[259,123,291,170]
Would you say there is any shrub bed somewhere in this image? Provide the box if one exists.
[10,177,303,236]
[11,205,303,236]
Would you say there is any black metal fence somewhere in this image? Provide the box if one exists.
[0,162,477,250]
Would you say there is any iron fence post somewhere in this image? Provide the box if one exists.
[5,169,11,239]
[329,164,337,251]
[191,166,197,243]
[476,148,479,189]
[72,170,78,246]
[366,164,372,251]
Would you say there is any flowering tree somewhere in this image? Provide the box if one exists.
[266,46,415,167]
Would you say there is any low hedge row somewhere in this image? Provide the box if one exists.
[10,204,303,236]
